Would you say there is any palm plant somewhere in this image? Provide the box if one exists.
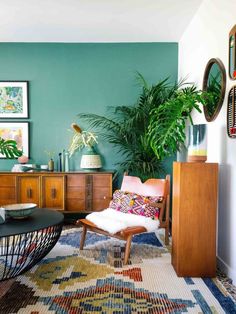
[0,137,23,158]
[77,73,181,181]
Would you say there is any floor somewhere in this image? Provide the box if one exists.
[64,221,236,303]
[217,269,236,302]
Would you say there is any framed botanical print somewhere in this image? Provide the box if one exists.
[0,122,29,158]
[0,81,28,118]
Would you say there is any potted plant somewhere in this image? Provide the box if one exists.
[68,123,102,170]
[68,123,98,156]
[77,74,210,179]
[77,74,198,180]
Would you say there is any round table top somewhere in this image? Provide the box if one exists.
[0,208,64,237]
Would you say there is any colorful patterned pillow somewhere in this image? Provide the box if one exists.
[109,190,163,220]
[109,190,131,212]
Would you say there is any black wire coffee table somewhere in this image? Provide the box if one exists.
[0,208,64,281]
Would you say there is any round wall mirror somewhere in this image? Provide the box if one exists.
[202,58,226,122]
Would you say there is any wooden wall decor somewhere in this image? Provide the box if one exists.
[227,85,236,138]
[229,25,236,80]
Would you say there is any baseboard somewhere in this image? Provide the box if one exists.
[217,256,236,285]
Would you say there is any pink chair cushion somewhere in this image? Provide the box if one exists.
[120,175,166,196]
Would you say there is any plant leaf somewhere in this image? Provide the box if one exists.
[0,138,23,159]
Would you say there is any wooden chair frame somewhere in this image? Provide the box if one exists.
[78,174,170,265]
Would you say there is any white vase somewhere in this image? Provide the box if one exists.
[80,146,102,170]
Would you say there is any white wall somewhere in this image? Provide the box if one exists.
[179,0,236,283]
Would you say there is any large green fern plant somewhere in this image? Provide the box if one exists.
[77,74,181,181]
[0,137,22,158]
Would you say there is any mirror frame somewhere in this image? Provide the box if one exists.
[229,24,236,80]
[202,58,226,122]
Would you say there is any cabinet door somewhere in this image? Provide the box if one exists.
[17,176,40,206]
[0,175,17,206]
[41,175,65,210]
[92,174,112,211]
[66,174,86,212]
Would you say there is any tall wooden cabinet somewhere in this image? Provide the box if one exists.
[0,171,113,213]
[172,162,218,277]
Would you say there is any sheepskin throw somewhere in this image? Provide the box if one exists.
[86,208,159,234]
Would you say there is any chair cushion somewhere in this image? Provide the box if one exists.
[109,190,163,220]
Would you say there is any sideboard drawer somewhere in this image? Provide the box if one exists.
[66,185,86,212]
[93,187,112,199]
[67,174,86,186]
[0,175,16,186]
[0,175,17,206]
[93,174,112,187]
[0,187,16,205]
[67,187,85,199]
[66,199,86,212]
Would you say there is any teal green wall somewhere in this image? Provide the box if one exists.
[0,43,178,174]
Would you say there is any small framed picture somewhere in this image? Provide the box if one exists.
[0,81,28,118]
[0,122,29,158]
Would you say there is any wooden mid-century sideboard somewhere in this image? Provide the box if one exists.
[0,171,113,213]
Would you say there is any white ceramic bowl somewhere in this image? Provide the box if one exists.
[4,203,37,219]
[40,165,48,170]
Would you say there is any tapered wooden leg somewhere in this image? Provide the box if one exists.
[164,194,170,246]
[165,224,169,246]
[80,225,87,250]
[124,235,132,265]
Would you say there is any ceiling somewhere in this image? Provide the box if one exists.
[0,0,203,42]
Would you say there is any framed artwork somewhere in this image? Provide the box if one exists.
[0,122,29,158]
[0,81,28,118]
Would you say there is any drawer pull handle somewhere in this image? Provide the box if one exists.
[103,196,106,199]
[51,188,56,199]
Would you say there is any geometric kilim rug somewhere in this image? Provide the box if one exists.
[0,228,236,314]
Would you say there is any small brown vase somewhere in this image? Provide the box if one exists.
[48,158,54,171]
